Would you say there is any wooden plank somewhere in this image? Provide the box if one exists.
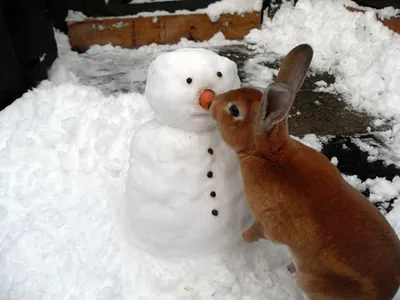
[162,14,216,44]
[132,16,163,46]
[133,12,262,46]
[68,19,134,52]
[381,17,400,34]
[67,11,261,51]
[219,12,261,39]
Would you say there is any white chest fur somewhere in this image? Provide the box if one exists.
[125,119,251,258]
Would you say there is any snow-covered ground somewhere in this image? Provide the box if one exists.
[244,0,400,234]
[1,0,400,299]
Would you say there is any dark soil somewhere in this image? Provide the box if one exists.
[321,135,400,213]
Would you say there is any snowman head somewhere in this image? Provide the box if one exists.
[145,48,241,133]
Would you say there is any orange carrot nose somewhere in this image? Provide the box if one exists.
[199,89,215,110]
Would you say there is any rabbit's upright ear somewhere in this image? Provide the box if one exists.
[258,83,293,132]
[259,44,313,132]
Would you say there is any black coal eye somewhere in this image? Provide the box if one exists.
[229,104,240,117]
[217,71,223,77]
[186,77,192,84]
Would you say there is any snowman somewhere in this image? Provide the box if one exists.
[124,48,252,258]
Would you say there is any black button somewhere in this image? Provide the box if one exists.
[212,209,219,216]
[210,191,216,197]
[207,171,213,178]
[208,148,213,155]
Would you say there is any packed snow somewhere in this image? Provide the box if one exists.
[246,0,400,122]
[0,34,303,300]
[244,0,400,237]
[1,0,400,299]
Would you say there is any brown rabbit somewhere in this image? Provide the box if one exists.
[208,44,400,300]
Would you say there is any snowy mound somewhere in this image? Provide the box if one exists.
[0,48,301,299]
[2,0,400,298]
[0,82,153,299]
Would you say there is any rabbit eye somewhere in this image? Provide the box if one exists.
[228,104,240,118]
[186,77,192,84]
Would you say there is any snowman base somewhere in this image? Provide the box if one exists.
[126,239,304,299]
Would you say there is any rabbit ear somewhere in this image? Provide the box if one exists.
[276,43,313,94]
[259,83,293,132]
[259,44,313,132]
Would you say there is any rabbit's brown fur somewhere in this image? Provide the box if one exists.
[209,44,400,300]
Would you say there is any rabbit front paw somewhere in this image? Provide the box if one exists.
[242,222,265,243]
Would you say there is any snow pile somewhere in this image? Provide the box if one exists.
[344,174,400,231]
[0,68,302,300]
[204,0,263,22]
[66,10,87,22]
[246,0,400,122]
[344,175,400,204]
[387,124,400,163]
[388,203,400,239]
[2,0,400,298]
[244,0,400,239]
[376,6,400,19]
[0,33,304,300]
[0,81,153,299]
[291,134,324,152]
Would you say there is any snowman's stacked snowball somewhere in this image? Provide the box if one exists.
[124,48,252,258]
[145,48,241,133]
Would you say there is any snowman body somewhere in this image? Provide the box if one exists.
[125,48,252,258]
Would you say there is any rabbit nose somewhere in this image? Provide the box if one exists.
[199,89,215,110]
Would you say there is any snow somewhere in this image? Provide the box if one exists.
[67,0,262,22]
[330,156,339,166]
[2,0,400,298]
[125,120,251,257]
[204,0,263,22]
[344,2,400,20]
[244,1,400,243]
[291,134,324,152]
[66,10,87,22]
[367,176,400,203]
[245,0,400,122]
[125,48,251,258]
[0,33,302,300]
[0,82,153,299]
[388,203,400,239]
[144,48,240,132]
[344,174,400,229]
[344,175,400,204]
[376,7,400,20]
